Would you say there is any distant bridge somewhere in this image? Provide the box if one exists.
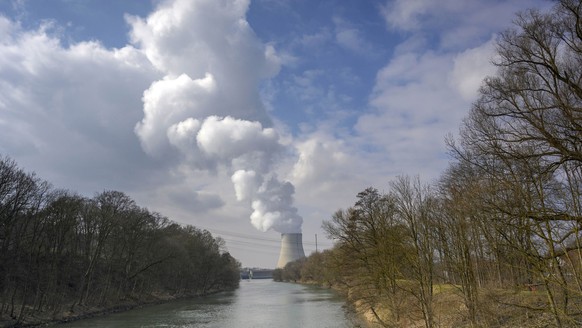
[240,269,274,280]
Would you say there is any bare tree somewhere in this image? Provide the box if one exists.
[449,1,582,326]
[391,176,436,328]
[323,187,411,327]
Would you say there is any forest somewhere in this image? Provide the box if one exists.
[275,1,582,327]
[0,156,241,327]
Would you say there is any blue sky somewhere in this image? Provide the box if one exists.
[0,0,551,268]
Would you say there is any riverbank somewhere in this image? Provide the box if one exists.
[291,278,573,327]
[1,288,236,328]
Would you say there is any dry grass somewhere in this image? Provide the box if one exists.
[350,283,582,327]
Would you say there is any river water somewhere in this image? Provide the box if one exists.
[59,280,366,328]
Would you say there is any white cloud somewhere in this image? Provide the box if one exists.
[231,169,260,201]
[0,16,160,194]
[129,0,279,152]
[167,117,201,153]
[333,16,376,56]
[196,116,282,171]
[129,0,303,234]
[292,136,349,185]
[288,128,383,222]
[136,73,216,156]
[335,28,365,52]
[449,38,497,101]
[355,51,468,178]
[381,0,430,31]
[126,0,280,83]
[297,29,332,49]
[163,185,225,213]
[0,0,301,239]
[343,0,551,183]
[381,0,550,50]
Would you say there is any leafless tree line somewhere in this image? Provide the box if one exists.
[0,156,240,327]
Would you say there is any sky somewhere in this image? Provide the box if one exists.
[0,0,552,268]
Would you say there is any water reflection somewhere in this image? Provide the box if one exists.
[59,280,364,328]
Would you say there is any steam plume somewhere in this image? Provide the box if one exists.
[132,0,302,233]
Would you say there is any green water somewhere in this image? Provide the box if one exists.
[58,280,365,327]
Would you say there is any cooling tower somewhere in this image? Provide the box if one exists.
[276,233,306,268]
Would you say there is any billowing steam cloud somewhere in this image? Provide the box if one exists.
[131,0,302,233]
[231,170,302,233]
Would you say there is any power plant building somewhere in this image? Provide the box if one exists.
[276,233,305,268]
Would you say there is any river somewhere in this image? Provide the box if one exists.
[58,280,366,327]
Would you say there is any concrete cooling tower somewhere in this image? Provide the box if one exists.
[276,233,306,268]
